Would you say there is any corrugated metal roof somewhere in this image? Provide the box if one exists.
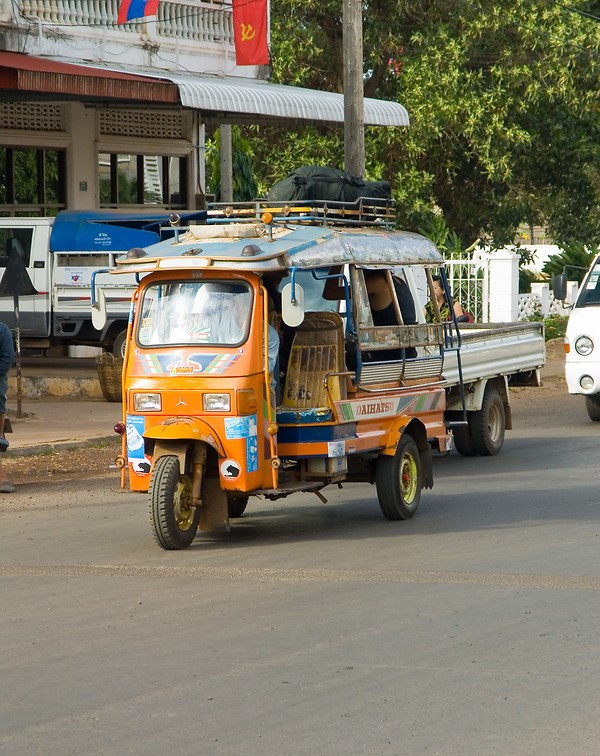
[164,73,409,127]
[0,53,409,126]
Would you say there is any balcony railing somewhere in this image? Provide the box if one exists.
[17,0,232,45]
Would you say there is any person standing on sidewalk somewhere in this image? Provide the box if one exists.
[0,321,15,493]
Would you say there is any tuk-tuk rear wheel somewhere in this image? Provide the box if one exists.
[376,434,421,520]
[149,455,200,550]
[228,496,248,518]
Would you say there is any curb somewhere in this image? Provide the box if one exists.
[6,435,119,458]
[7,376,104,401]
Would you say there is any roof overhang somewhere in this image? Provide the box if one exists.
[162,72,409,127]
[0,51,178,104]
[0,52,409,127]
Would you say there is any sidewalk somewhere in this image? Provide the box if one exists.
[5,399,121,455]
[6,356,120,455]
[2,349,565,457]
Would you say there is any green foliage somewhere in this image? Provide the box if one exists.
[543,314,569,342]
[261,0,600,245]
[417,214,471,260]
[206,127,258,201]
[519,266,538,294]
[523,306,568,341]
[542,241,598,284]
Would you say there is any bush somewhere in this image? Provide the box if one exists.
[543,315,568,341]
[523,308,568,341]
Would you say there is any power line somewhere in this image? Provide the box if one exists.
[558,4,600,23]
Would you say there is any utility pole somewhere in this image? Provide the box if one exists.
[343,0,365,178]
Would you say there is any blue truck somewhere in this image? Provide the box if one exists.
[0,210,203,356]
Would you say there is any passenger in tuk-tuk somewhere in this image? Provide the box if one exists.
[363,270,418,360]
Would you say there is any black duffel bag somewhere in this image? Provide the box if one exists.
[266,165,391,203]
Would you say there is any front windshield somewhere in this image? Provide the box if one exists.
[138,281,252,347]
[577,263,600,307]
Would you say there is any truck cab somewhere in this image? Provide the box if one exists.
[0,210,204,355]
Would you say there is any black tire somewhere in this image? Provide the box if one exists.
[376,434,421,520]
[452,423,477,457]
[228,496,248,518]
[112,329,127,358]
[469,385,505,456]
[585,395,600,421]
[149,455,200,550]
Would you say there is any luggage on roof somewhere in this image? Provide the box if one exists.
[266,166,392,203]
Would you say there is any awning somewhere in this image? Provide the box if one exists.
[0,51,178,104]
[0,52,409,127]
[162,73,410,127]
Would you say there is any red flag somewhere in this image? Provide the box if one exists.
[117,0,159,24]
[232,0,269,66]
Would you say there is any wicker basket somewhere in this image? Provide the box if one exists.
[96,353,124,402]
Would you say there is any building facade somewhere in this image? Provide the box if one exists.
[0,1,409,217]
[0,0,253,215]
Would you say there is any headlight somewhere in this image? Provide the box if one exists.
[575,336,594,356]
[580,375,595,391]
[203,393,231,412]
[133,393,162,411]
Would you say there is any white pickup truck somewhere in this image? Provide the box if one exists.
[554,260,600,421]
[440,321,546,455]
[0,210,203,356]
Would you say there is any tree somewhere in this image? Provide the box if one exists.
[205,127,258,201]
[248,0,600,246]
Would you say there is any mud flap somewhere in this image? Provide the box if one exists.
[199,477,230,533]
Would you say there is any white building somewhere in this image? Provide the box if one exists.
[0,1,409,215]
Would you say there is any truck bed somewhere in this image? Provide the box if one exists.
[442,322,546,387]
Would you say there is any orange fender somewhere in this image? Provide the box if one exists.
[143,417,225,457]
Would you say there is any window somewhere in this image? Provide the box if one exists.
[99,153,188,208]
[138,281,253,347]
[0,147,66,216]
[0,228,34,268]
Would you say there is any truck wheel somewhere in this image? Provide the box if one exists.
[452,424,477,457]
[469,386,505,456]
[149,455,200,550]
[228,496,248,518]
[584,395,600,421]
[376,434,421,520]
[112,330,127,358]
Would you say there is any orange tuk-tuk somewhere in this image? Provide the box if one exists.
[93,200,456,549]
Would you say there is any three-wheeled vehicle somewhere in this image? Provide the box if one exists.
[92,199,462,549]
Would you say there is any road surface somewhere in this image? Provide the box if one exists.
[1,380,599,755]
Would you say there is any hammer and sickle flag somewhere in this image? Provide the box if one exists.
[232,0,269,66]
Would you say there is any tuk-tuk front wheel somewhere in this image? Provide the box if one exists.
[150,455,200,550]
[376,435,421,520]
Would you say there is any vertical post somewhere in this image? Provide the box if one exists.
[13,294,22,419]
[219,124,233,202]
[531,282,550,317]
[343,0,365,178]
[488,250,519,322]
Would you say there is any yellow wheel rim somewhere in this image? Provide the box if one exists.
[399,450,418,504]
[173,475,195,531]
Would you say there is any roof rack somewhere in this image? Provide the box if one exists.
[204,197,396,229]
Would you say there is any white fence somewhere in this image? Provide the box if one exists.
[518,282,577,321]
[442,250,576,323]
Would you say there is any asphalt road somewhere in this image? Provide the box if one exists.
[1,380,599,756]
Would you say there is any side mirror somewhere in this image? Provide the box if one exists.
[91,287,107,331]
[90,268,109,331]
[281,282,305,327]
[552,273,568,302]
